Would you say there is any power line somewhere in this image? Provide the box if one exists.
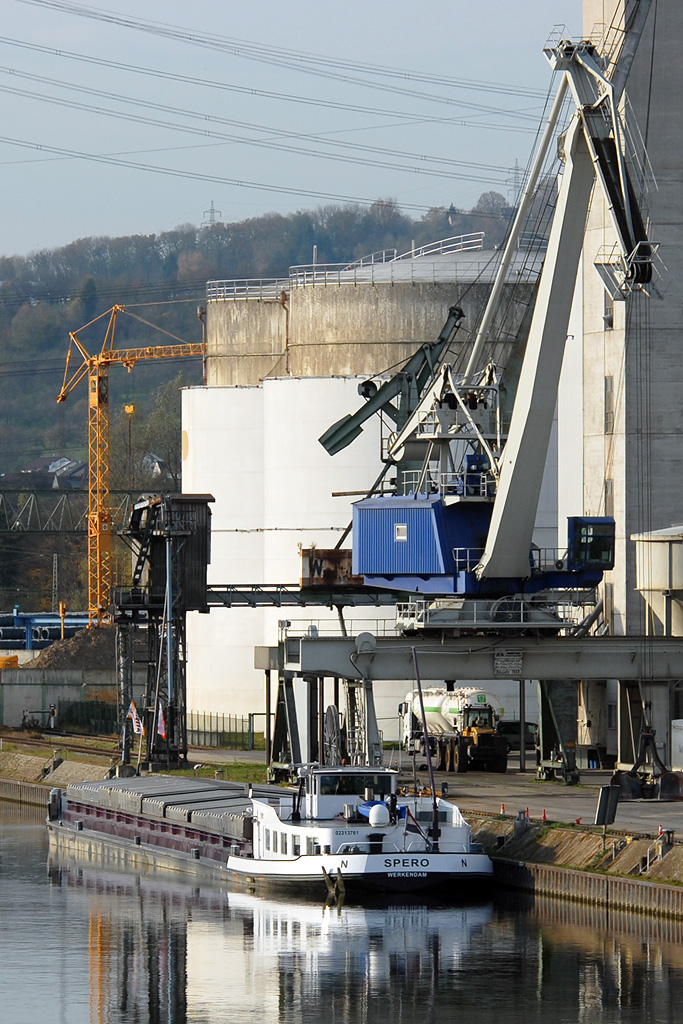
[0,132,498,212]
[18,2,548,102]
[0,63,524,177]
[0,35,543,133]
[0,276,207,308]
[0,354,201,378]
[0,77,515,185]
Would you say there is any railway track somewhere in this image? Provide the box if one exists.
[1,732,118,760]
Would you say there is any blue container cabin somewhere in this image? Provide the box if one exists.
[352,495,491,593]
[352,493,615,598]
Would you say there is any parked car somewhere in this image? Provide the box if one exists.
[496,721,538,752]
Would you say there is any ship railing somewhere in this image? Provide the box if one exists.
[531,548,570,571]
[412,387,500,434]
[452,547,486,571]
[287,617,399,638]
[210,242,540,294]
[396,599,430,628]
[290,233,485,286]
[346,248,398,267]
[187,710,255,749]
[288,255,504,287]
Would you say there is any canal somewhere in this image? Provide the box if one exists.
[1,803,681,1023]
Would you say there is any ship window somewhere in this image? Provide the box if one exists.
[264,828,270,851]
[395,523,408,542]
[272,832,278,853]
[292,835,301,856]
[306,837,321,855]
[318,773,394,797]
[569,521,615,568]
[281,833,288,855]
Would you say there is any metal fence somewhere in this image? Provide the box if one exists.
[205,278,288,301]
[186,710,255,750]
[393,231,485,260]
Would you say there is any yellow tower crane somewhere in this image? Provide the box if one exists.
[57,305,206,626]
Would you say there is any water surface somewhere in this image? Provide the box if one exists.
[1,804,681,1023]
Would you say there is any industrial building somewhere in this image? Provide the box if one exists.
[182,0,683,769]
[182,242,546,737]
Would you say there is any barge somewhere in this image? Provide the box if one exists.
[47,764,493,896]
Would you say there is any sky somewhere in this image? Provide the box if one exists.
[0,0,581,258]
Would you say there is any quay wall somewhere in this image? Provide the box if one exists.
[0,669,116,727]
[0,669,147,728]
[494,858,683,919]
[0,777,47,808]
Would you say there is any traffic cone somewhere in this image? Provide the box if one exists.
[542,809,546,822]
[500,803,505,815]
[526,806,529,819]
[659,824,663,836]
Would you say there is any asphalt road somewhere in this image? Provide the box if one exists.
[406,754,682,837]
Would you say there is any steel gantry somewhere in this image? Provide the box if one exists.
[0,490,137,533]
[57,306,205,626]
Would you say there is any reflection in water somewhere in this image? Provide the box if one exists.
[0,804,681,1024]
[48,853,492,1024]
[47,852,683,1024]
[52,862,191,1024]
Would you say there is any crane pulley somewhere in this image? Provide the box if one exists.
[57,305,205,625]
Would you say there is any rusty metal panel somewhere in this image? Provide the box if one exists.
[300,548,363,587]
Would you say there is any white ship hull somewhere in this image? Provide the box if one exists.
[225,849,493,893]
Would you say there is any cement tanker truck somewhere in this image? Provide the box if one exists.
[399,687,508,773]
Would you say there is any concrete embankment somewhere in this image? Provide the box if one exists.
[0,777,48,808]
[471,814,683,917]
[0,750,109,808]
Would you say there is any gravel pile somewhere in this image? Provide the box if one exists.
[26,626,116,670]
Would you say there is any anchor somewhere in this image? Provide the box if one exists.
[322,866,346,903]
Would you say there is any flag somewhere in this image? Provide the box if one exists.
[157,703,167,740]
[126,700,145,736]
